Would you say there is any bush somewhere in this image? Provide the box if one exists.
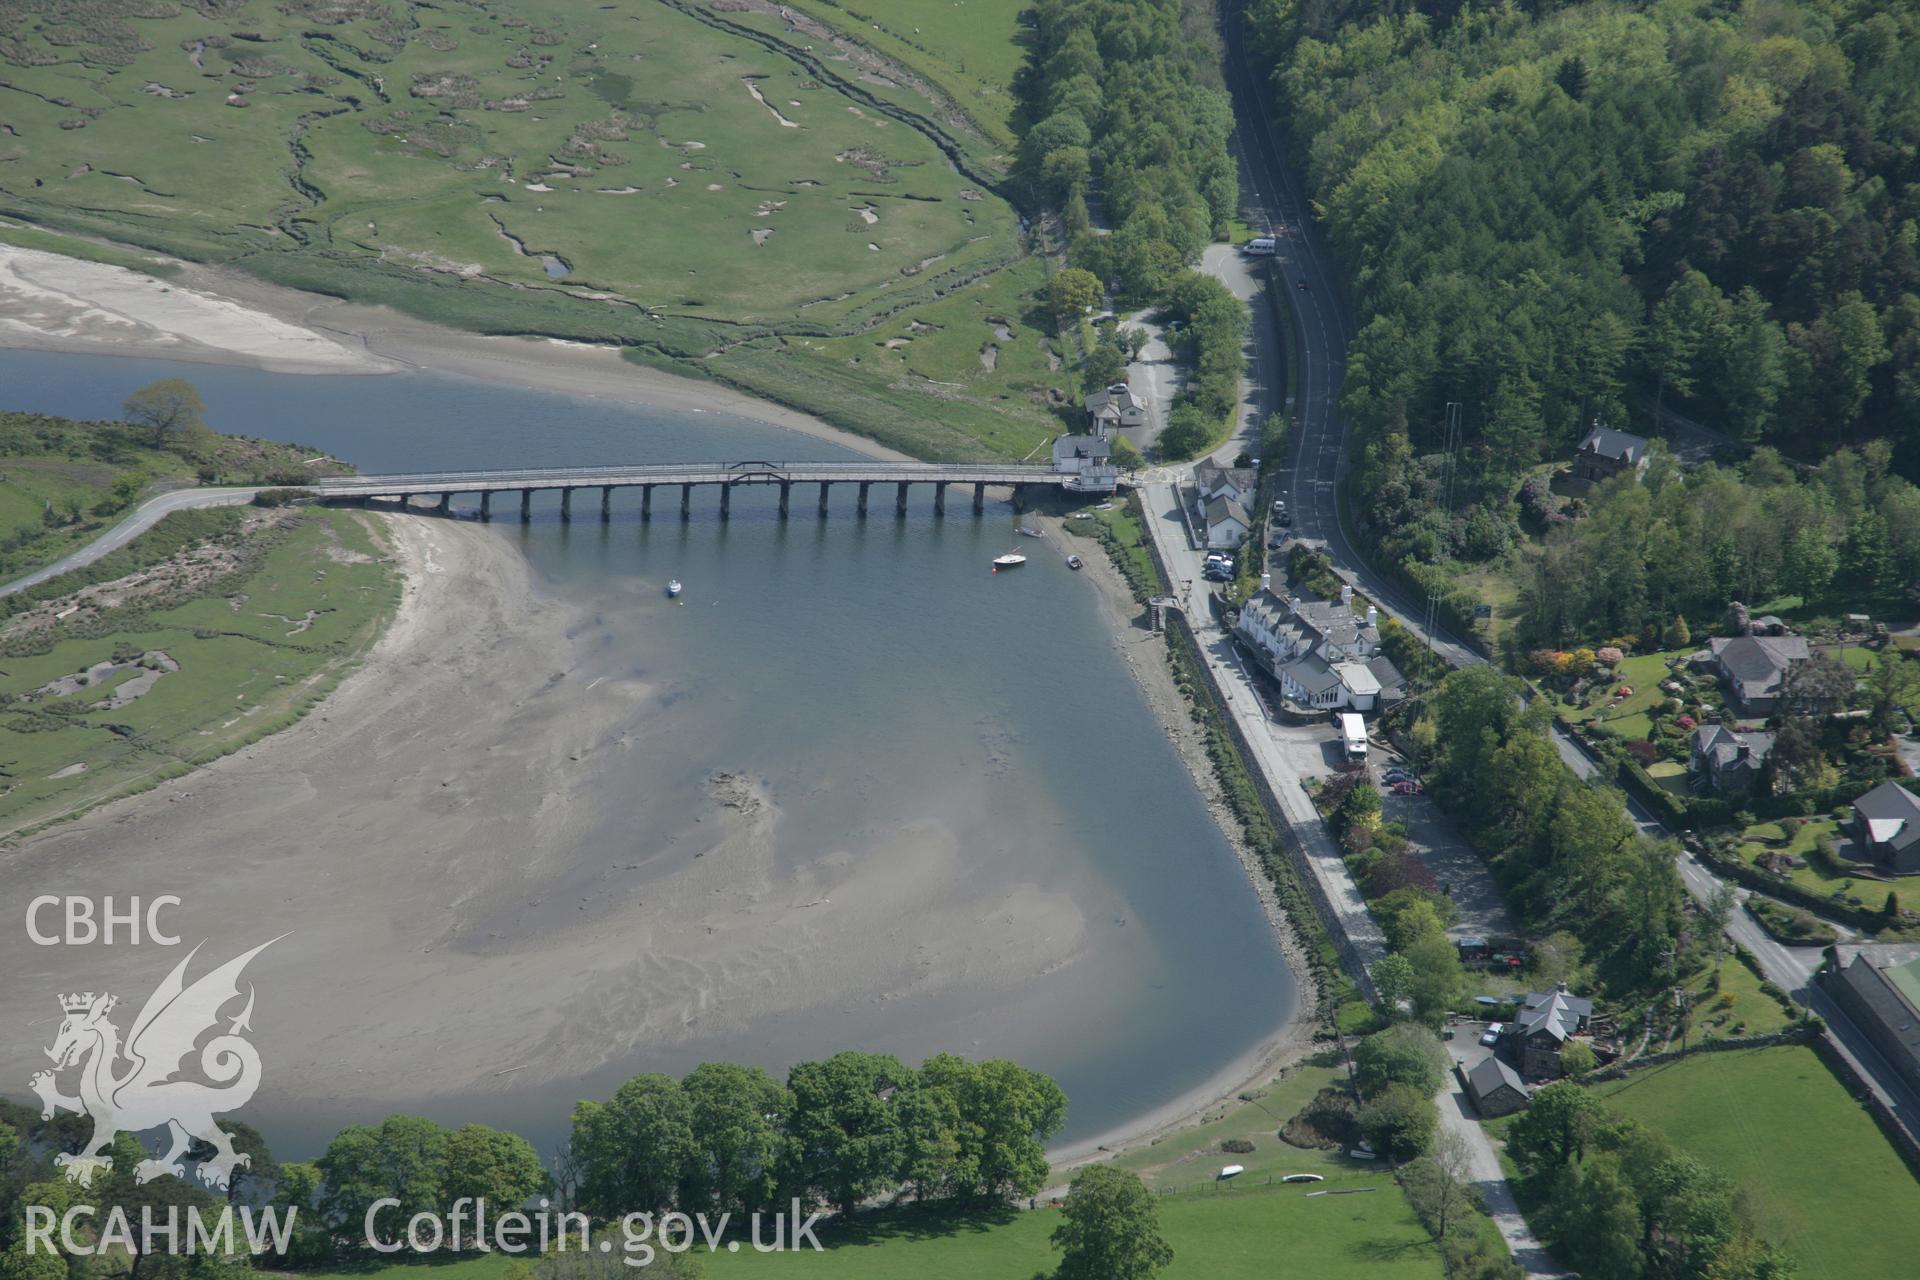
[252,487,313,507]
[1219,1137,1255,1154]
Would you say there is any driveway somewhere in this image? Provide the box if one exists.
[1123,306,1177,455]
[1440,1028,1571,1277]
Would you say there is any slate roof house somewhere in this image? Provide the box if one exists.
[1708,633,1810,714]
[1820,948,1920,1098]
[1852,781,1920,875]
[1235,589,1405,711]
[1571,423,1650,483]
[1205,496,1251,550]
[1514,988,1594,1078]
[1084,382,1147,433]
[1688,724,1774,795]
[1464,1056,1529,1118]
[1194,458,1257,507]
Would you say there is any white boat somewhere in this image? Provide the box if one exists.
[992,551,1027,569]
[666,579,683,597]
[1218,1165,1245,1181]
[1017,525,1043,538]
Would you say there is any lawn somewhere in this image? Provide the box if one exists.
[1109,1058,1357,1191]
[1552,650,1690,739]
[1590,1045,1920,1280]
[1673,953,1796,1039]
[1737,817,1917,919]
[309,1181,1443,1280]
[0,509,398,835]
[696,1179,1441,1280]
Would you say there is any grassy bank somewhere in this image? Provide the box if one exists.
[0,410,350,584]
[0,506,399,836]
[1588,1045,1920,1278]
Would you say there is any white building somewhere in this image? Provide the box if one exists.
[1235,588,1403,711]
[1194,458,1257,506]
[1205,496,1251,549]
[1050,432,1121,493]
[1084,382,1147,433]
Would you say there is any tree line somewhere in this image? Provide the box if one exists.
[1507,1082,1797,1279]
[1017,0,1249,459]
[0,1051,1065,1274]
[1519,442,1920,646]
[1245,0,1920,585]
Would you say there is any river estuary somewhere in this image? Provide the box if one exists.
[0,347,1296,1157]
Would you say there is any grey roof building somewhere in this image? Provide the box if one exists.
[1820,948,1920,1098]
[1465,1056,1529,1118]
[1853,781,1920,875]
[1689,724,1774,795]
[1708,634,1810,713]
[1514,989,1594,1078]
[1572,423,1650,483]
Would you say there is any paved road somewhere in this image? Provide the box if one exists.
[0,486,260,599]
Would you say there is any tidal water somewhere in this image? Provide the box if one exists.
[0,348,1295,1153]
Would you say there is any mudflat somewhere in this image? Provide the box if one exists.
[0,516,1086,1125]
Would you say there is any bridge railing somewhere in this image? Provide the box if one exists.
[308,461,1064,489]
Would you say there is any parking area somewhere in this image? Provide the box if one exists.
[1379,787,1521,940]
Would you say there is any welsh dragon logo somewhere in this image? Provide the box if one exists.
[29,938,279,1190]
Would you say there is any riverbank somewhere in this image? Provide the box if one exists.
[0,243,911,463]
[1039,508,1322,1172]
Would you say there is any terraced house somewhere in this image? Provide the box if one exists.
[1235,590,1403,712]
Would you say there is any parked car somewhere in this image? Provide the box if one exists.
[1391,781,1422,795]
[1480,1022,1504,1047]
[1297,279,1311,290]
[1275,510,1294,526]
[1383,767,1416,783]
[1272,498,1288,515]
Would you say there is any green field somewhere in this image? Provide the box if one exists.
[315,1179,1440,1280]
[0,507,398,834]
[0,0,1065,459]
[1591,1046,1920,1280]
[1737,817,1919,920]
[0,410,351,582]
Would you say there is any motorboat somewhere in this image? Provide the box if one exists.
[992,551,1027,569]
[1017,525,1044,538]
[1066,555,1084,570]
[666,579,683,597]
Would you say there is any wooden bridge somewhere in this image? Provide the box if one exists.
[307,460,1123,522]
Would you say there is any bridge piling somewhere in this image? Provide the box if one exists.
[895,481,909,517]
[601,487,612,521]
[520,489,531,522]
[397,494,412,511]
[434,493,451,516]
[680,484,692,522]
[817,481,830,517]
[933,482,947,517]
[973,482,985,515]
[640,485,653,522]
[1012,484,1028,514]
[560,488,573,523]
[857,482,870,518]
[719,485,732,521]
[778,481,791,519]
[479,492,491,522]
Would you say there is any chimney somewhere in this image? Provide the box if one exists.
[1261,573,1271,593]
[1340,584,1353,605]
[1366,606,1378,628]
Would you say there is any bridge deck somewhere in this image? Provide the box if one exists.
[308,461,1091,497]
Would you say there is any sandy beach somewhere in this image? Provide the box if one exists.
[0,242,911,462]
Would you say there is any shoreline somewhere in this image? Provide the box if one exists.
[0,238,1322,1173]
[0,244,910,463]
[1038,508,1322,1173]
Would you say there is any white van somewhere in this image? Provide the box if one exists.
[1339,712,1367,761]
[1244,237,1277,256]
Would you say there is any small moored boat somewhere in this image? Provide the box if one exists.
[1017,525,1044,538]
[1066,555,1084,571]
[992,550,1027,569]
[666,579,683,597]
